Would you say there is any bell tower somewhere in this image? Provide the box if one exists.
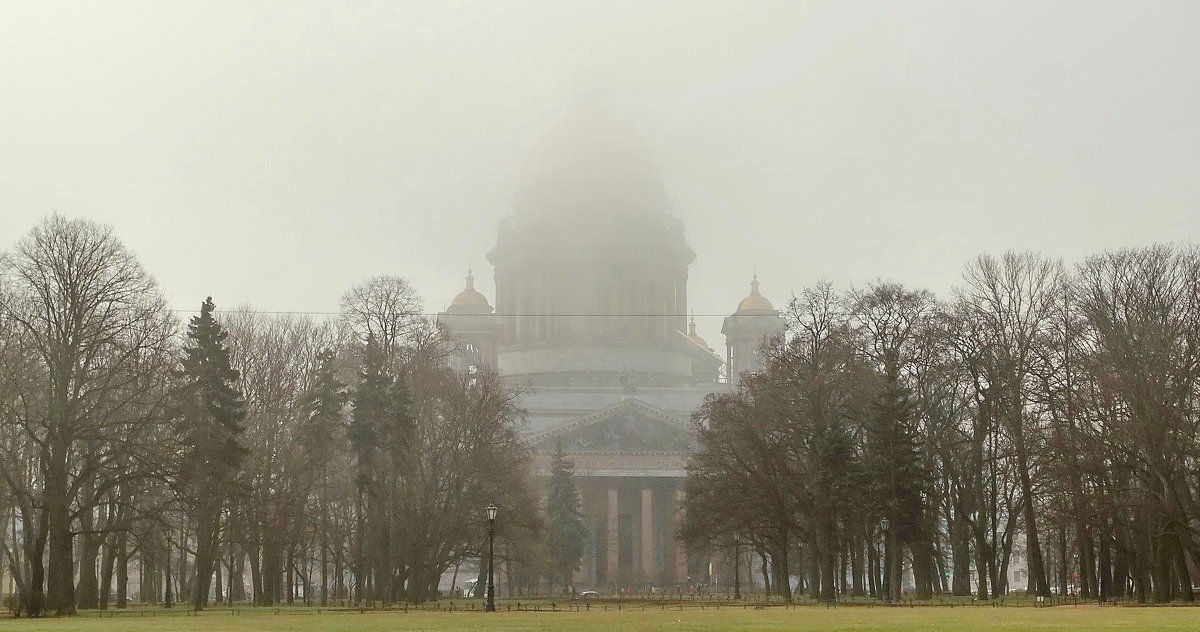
[721,273,784,386]
[437,267,498,374]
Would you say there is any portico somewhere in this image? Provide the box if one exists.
[529,396,695,589]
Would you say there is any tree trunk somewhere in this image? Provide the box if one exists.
[164,532,173,607]
[1079,526,1095,599]
[76,528,102,609]
[815,504,835,603]
[1014,437,1050,597]
[818,544,834,603]
[1174,533,1194,602]
[213,551,223,604]
[1153,523,1173,603]
[1098,529,1112,602]
[759,548,772,596]
[98,533,118,609]
[973,534,989,600]
[851,539,865,596]
[1057,523,1068,596]
[231,547,247,602]
[286,547,295,604]
[884,526,902,601]
[335,540,344,604]
[867,540,878,598]
[952,511,972,596]
[23,509,49,617]
[1132,521,1150,603]
[249,541,263,605]
[193,510,220,610]
[321,527,329,605]
[774,528,792,601]
[911,534,934,600]
[115,533,129,608]
[806,540,820,599]
[45,436,76,615]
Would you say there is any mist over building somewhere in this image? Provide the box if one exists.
[438,104,783,588]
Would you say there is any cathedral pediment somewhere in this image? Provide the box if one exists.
[530,397,695,453]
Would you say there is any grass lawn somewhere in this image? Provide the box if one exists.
[3,604,1199,632]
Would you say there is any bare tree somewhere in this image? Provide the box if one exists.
[221,310,342,606]
[340,276,423,357]
[1074,244,1200,602]
[953,251,1067,598]
[0,214,172,615]
[848,282,943,599]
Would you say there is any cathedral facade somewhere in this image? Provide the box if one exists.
[439,106,782,591]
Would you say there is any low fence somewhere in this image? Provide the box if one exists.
[49,594,1200,618]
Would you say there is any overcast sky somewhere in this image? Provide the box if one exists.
[2,1,1198,345]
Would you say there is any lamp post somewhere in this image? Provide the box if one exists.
[485,504,498,612]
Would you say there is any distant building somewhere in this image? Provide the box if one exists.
[439,105,782,589]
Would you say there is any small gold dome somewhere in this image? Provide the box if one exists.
[736,273,775,313]
[450,269,491,310]
[686,316,709,349]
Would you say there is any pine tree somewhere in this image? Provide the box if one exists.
[349,335,413,603]
[865,375,926,601]
[545,441,586,594]
[297,348,347,606]
[299,348,348,464]
[177,297,247,610]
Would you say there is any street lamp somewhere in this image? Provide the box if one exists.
[485,504,498,612]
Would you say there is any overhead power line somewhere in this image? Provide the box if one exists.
[168,310,760,317]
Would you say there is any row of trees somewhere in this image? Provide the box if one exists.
[683,246,1200,604]
[0,215,547,616]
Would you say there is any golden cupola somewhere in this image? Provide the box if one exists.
[722,271,784,386]
[447,268,492,314]
[735,273,775,313]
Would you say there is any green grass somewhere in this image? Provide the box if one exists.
[4,603,1200,632]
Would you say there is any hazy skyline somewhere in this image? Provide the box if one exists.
[3,0,1198,345]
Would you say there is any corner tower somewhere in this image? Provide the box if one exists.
[721,273,784,386]
[437,268,498,373]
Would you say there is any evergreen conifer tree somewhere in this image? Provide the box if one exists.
[177,297,247,610]
[349,335,413,602]
[866,375,926,601]
[545,441,586,594]
[297,348,347,606]
[299,348,347,464]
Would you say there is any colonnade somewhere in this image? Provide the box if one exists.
[572,477,690,589]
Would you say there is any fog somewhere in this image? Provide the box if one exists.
[2,0,1199,347]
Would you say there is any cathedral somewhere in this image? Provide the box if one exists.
[438,106,783,590]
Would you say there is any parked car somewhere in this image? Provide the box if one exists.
[578,590,601,599]
[462,579,480,598]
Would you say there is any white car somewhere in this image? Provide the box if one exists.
[578,590,601,599]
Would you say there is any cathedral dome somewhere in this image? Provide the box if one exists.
[735,274,775,313]
[448,270,491,313]
[514,104,666,219]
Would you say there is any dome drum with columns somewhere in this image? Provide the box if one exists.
[486,215,706,387]
[437,106,783,591]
